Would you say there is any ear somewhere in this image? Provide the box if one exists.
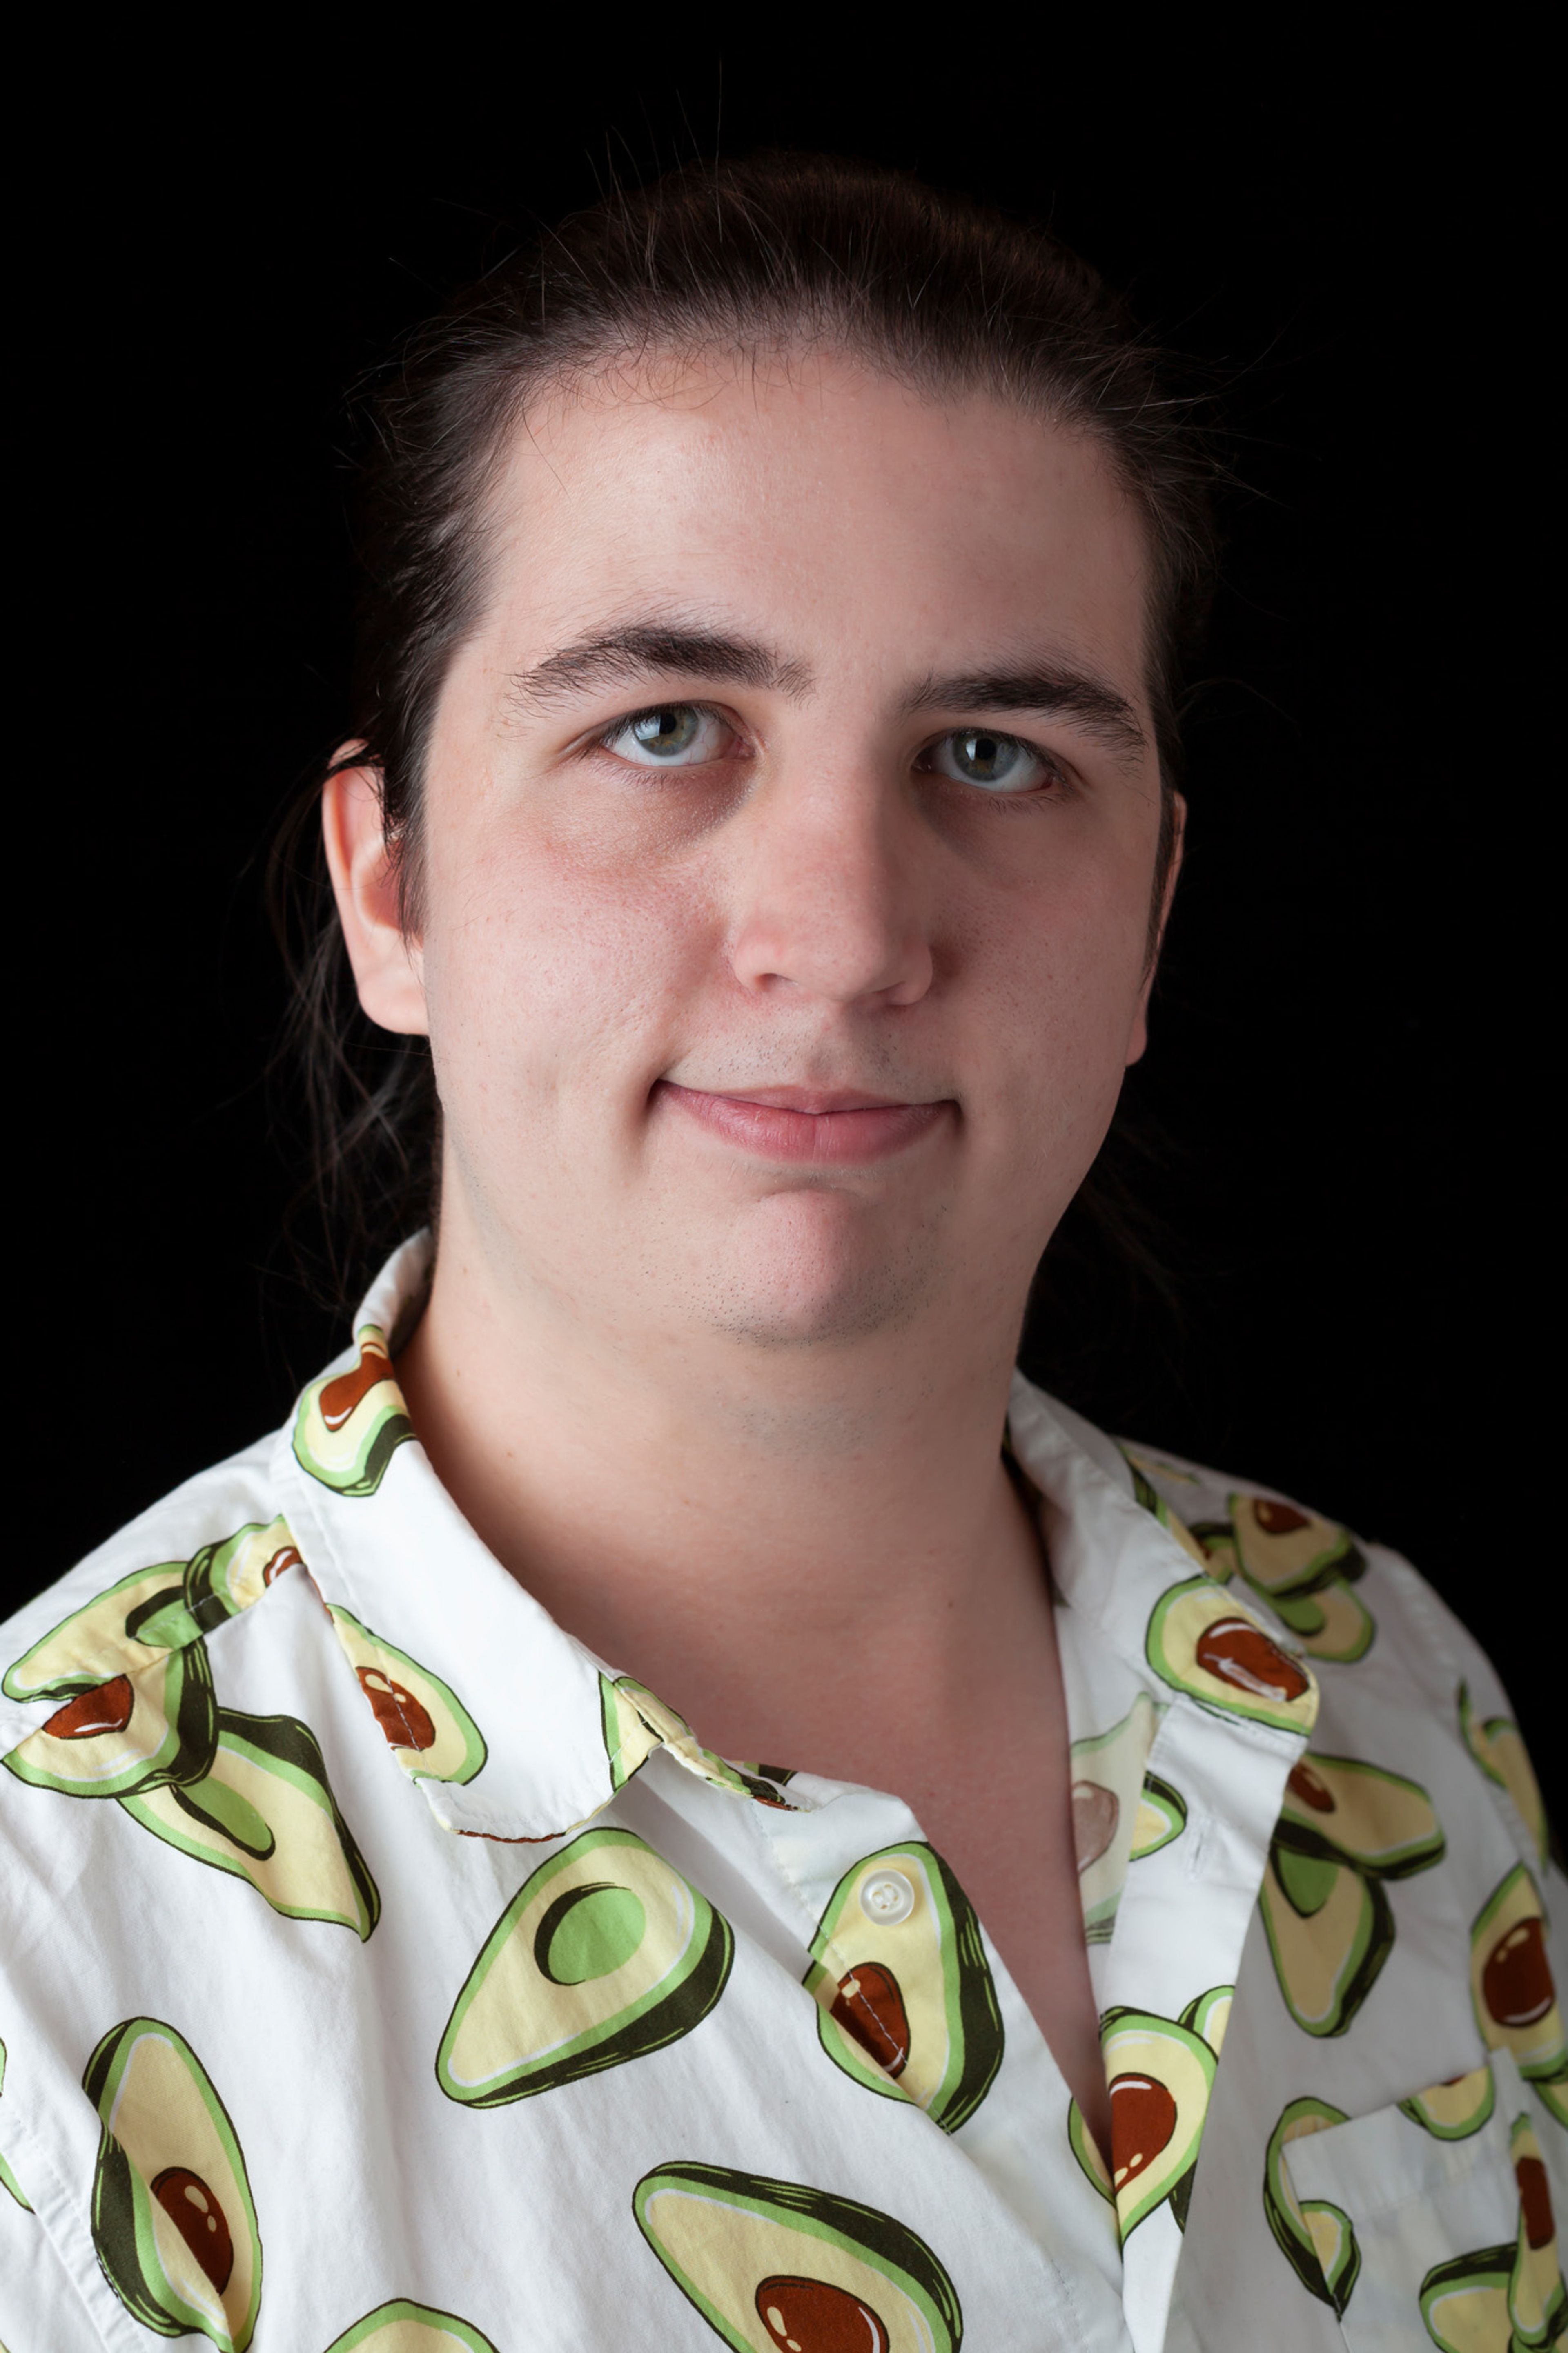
[321,755,429,1037]
[1125,790,1186,1067]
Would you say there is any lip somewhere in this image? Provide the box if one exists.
[656,1080,952,1166]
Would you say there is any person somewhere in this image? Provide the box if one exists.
[0,155,1559,2353]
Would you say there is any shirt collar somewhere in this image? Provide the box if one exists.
[275,1236,1315,1845]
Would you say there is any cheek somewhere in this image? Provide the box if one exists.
[418,841,706,1108]
[976,848,1153,1082]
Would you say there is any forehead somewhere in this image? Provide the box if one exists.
[481,355,1154,698]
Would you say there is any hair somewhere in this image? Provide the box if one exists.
[270,149,1221,1310]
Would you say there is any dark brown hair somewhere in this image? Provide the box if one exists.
[271,151,1220,1303]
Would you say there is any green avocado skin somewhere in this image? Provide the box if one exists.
[633,2159,964,2351]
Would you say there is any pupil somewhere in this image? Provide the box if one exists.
[964,731,1007,778]
[634,707,695,754]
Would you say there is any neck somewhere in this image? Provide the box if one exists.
[394,1194,1049,1767]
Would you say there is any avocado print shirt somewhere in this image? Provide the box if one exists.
[1,1238,1563,2353]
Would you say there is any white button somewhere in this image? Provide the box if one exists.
[859,1869,915,1925]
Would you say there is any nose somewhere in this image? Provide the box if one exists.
[728,768,935,1009]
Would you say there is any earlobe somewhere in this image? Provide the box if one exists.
[321,756,430,1037]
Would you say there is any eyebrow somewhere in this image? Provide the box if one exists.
[508,623,813,712]
[508,621,1148,761]
[904,665,1148,759]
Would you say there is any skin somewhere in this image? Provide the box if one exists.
[325,352,1182,2156]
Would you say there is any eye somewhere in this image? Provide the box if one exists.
[922,727,1053,794]
[602,704,732,767]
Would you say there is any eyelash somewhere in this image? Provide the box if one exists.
[591,703,1071,805]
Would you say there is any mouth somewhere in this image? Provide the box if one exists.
[655,1081,953,1166]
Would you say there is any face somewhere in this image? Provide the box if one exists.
[332,355,1177,1363]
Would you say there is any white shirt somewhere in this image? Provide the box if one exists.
[1,1236,1562,2353]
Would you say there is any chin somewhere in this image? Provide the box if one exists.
[688,1190,941,1350]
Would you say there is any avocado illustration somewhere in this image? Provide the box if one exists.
[1125,1462,1214,1573]
[1067,2097,1114,2203]
[321,2302,499,2353]
[1229,1494,1364,1597]
[438,1826,732,2105]
[292,1325,412,1497]
[1262,2094,1361,2316]
[0,2038,30,2210]
[1098,2007,1216,2239]
[183,1520,303,1629]
[1461,1683,1551,1869]
[633,2160,963,2353]
[84,2016,261,2351]
[1271,1577,1376,1663]
[1131,1773,1188,1861]
[1069,1693,1159,1941]
[1145,1576,1318,1733]
[329,1608,486,1786]
[1418,2246,1515,2351]
[601,1672,667,1793]
[120,1707,380,1938]
[1398,2064,1497,2141]
[1186,1520,1239,1582]
[2,1562,198,1702]
[1179,1984,1234,2054]
[1471,1866,1568,2086]
[1508,2112,1565,2350]
[1258,1836,1394,2036]
[1277,1753,1445,1879]
[3,1639,217,1802]
[598,1675,782,1806]
[804,1841,1003,2132]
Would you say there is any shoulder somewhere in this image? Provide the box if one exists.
[0,1430,289,1766]
[1119,1434,1555,1880]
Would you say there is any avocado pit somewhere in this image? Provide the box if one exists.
[1071,1780,1120,1870]
[1110,2070,1178,2189]
[1287,1760,1335,1813]
[1195,1618,1309,1703]
[151,2163,233,2292]
[1485,1917,1555,2030]
[1254,1501,1310,1536]
[356,1666,437,1751]
[45,1675,134,1740]
[755,2274,891,2353]
[830,1963,910,2077]
[319,1341,393,1432]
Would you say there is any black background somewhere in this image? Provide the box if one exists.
[15,42,1550,1799]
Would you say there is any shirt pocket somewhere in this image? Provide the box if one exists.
[1281,2047,1566,2351]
